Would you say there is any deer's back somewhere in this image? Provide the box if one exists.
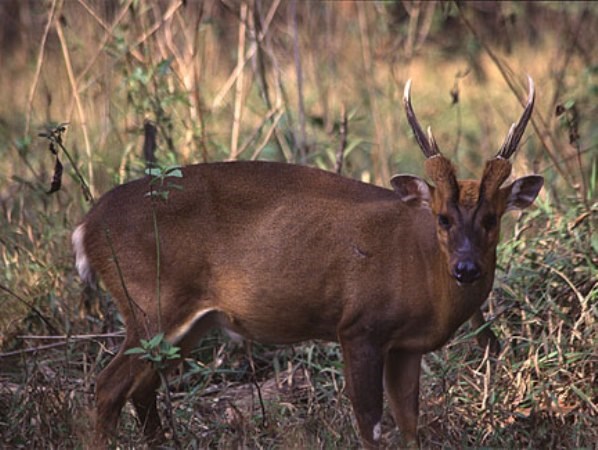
[80,162,437,342]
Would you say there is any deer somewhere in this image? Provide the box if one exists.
[72,77,543,448]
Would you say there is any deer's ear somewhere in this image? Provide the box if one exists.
[503,175,544,212]
[391,175,433,205]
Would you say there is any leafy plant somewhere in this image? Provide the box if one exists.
[124,332,181,369]
[145,164,183,201]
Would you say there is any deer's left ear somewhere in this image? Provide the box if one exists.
[503,175,544,212]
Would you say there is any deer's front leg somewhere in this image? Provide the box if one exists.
[383,349,422,447]
[340,333,384,449]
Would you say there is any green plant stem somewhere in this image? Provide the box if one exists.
[102,223,150,338]
[151,203,162,332]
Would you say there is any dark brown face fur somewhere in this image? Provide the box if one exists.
[430,180,503,284]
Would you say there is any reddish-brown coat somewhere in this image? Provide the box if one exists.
[74,79,543,448]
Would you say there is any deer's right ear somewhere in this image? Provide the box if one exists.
[391,175,433,205]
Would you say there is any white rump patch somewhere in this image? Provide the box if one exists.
[373,421,381,442]
[72,224,93,283]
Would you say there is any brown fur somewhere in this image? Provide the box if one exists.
[480,159,512,200]
[424,156,458,202]
[457,181,481,209]
[74,160,542,449]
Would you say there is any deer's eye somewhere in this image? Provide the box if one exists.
[438,214,452,230]
[482,213,498,231]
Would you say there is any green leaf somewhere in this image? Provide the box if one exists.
[165,168,183,178]
[145,167,163,177]
[124,347,146,355]
[147,332,165,348]
[563,99,575,110]
[157,58,173,76]
[166,345,181,358]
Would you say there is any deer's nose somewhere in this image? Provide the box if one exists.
[452,259,481,284]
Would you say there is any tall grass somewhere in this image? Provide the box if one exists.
[1,1,596,447]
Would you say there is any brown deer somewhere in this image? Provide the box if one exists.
[73,77,542,448]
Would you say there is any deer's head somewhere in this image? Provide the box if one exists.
[392,77,543,284]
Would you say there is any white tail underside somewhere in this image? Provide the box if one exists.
[72,223,93,283]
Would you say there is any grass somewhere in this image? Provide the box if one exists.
[1,1,596,448]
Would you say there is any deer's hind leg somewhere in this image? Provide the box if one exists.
[95,333,162,447]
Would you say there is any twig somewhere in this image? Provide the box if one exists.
[255,0,293,161]
[74,0,135,86]
[416,2,436,52]
[291,0,307,163]
[46,129,94,202]
[245,341,267,427]
[236,107,279,159]
[212,0,281,109]
[151,201,162,332]
[457,5,573,189]
[451,70,470,160]
[357,2,389,184]
[55,15,95,197]
[549,11,586,114]
[335,105,348,175]
[0,284,58,335]
[0,333,125,358]
[166,4,204,161]
[250,109,285,160]
[101,224,151,339]
[193,66,209,163]
[253,0,272,109]
[131,0,184,50]
[403,0,420,59]
[17,332,125,340]
[25,0,58,136]
[76,0,110,32]
[0,342,72,358]
[158,370,180,445]
[230,1,248,160]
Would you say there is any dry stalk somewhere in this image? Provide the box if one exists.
[16,333,125,341]
[250,109,284,160]
[164,5,202,161]
[25,0,58,137]
[131,0,184,52]
[357,2,390,184]
[291,0,307,163]
[254,0,291,161]
[457,5,574,189]
[235,107,278,158]
[76,0,111,32]
[335,104,348,175]
[55,13,95,197]
[212,0,281,110]
[230,1,248,160]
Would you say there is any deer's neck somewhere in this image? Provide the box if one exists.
[432,255,495,341]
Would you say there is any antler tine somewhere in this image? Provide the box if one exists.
[404,79,440,158]
[497,75,535,159]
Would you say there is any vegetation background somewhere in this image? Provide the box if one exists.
[0,0,595,448]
